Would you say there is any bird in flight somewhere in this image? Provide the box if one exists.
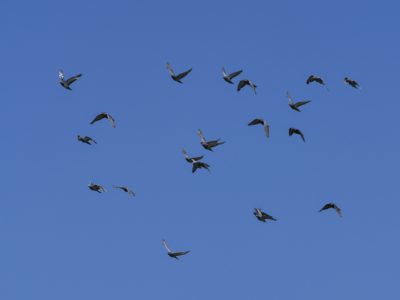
[162,239,190,260]
[237,79,257,94]
[59,69,82,90]
[319,203,342,217]
[306,75,325,86]
[88,182,106,193]
[248,118,270,138]
[182,149,210,173]
[287,92,311,112]
[289,127,305,142]
[253,208,277,222]
[222,67,243,84]
[197,129,225,151]
[166,63,192,83]
[90,112,116,128]
[344,77,360,89]
[77,135,97,145]
[113,185,135,197]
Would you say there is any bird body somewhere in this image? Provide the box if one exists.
[237,79,257,94]
[222,67,243,84]
[248,118,270,138]
[344,77,360,89]
[319,203,342,217]
[197,129,225,151]
[162,240,190,259]
[166,63,192,83]
[289,127,305,142]
[90,112,116,128]
[59,70,82,90]
[306,75,325,85]
[254,208,277,222]
[287,92,311,112]
[77,135,97,145]
[88,183,106,193]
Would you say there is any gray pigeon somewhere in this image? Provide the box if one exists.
[248,118,270,138]
[319,203,342,217]
[88,182,106,193]
[287,92,311,112]
[77,135,97,145]
[113,185,135,197]
[197,129,225,151]
[166,63,192,83]
[59,70,82,90]
[182,149,210,173]
[162,239,190,260]
[90,112,116,128]
[222,67,243,84]
[253,208,277,222]
[344,77,360,89]
[289,127,305,142]
[237,79,257,94]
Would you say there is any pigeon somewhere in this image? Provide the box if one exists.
[248,118,270,138]
[253,208,277,222]
[162,240,190,260]
[88,182,106,193]
[77,135,97,145]
[237,79,257,94]
[113,185,135,197]
[306,75,325,85]
[319,203,342,217]
[222,67,243,84]
[182,149,210,173]
[90,112,116,128]
[197,129,225,151]
[289,127,305,142]
[59,70,82,90]
[287,92,311,112]
[166,63,192,83]
[344,77,360,89]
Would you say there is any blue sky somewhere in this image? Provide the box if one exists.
[2,0,400,299]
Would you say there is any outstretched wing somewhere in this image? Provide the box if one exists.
[58,69,65,80]
[65,74,82,85]
[248,118,264,126]
[175,250,190,256]
[106,114,116,128]
[197,129,206,143]
[90,113,106,124]
[263,121,270,138]
[166,63,175,76]
[237,80,247,91]
[222,67,228,77]
[286,91,294,104]
[294,100,311,108]
[176,68,192,80]
[162,240,172,253]
[228,70,242,80]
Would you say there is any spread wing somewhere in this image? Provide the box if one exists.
[106,114,116,128]
[197,129,206,143]
[263,122,270,138]
[286,91,294,104]
[237,80,247,91]
[58,69,65,80]
[175,250,190,256]
[294,100,311,108]
[176,68,192,80]
[65,74,82,85]
[162,240,172,253]
[166,63,175,76]
[222,67,228,77]
[90,113,106,124]
[228,70,242,80]
[248,118,264,126]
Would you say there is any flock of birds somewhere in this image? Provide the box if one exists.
[59,64,360,260]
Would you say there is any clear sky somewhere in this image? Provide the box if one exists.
[2,0,400,299]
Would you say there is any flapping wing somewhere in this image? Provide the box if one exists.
[294,100,311,108]
[248,118,264,126]
[106,114,116,128]
[263,122,270,138]
[175,250,190,256]
[176,68,192,80]
[197,129,206,143]
[166,63,175,76]
[90,113,105,124]
[65,74,82,85]
[228,70,242,80]
[222,67,228,77]
[286,91,294,104]
[162,240,172,253]
[58,69,65,80]
[237,80,247,91]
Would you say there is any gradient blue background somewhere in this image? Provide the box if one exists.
[2,0,399,299]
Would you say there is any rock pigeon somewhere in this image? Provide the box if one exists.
[289,127,305,142]
[197,129,225,151]
[287,92,311,112]
[113,185,135,197]
[222,67,243,84]
[59,70,82,90]
[248,118,270,138]
[162,239,190,259]
[166,63,192,83]
[88,183,106,193]
[182,149,210,173]
[253,208,277,222]
[237,79,257,94]
[344,77,360,89]
[319,203,342,217]
[77,135,97,145]
[306,75,325,85]
[90,112,116,128]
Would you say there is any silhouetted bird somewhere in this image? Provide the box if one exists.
[77,135,97,145]
[344,77,360,89]
[113,185,135,197]
[88,182,106,193]
[182,149,210,173]
[222,67,243,84]
[197,129,225,151]
[90,112,116,128]
[287,92,311,112]
[289,127,305,142]
[162,240,190,259]
[182,149,204,163]
[306,75,325,85]
[319,203,342,217]
[166,63,192,83]
[248,118,270,138]
[253,208,277,222]
[237,79,257,94]
[59,70,82,90]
